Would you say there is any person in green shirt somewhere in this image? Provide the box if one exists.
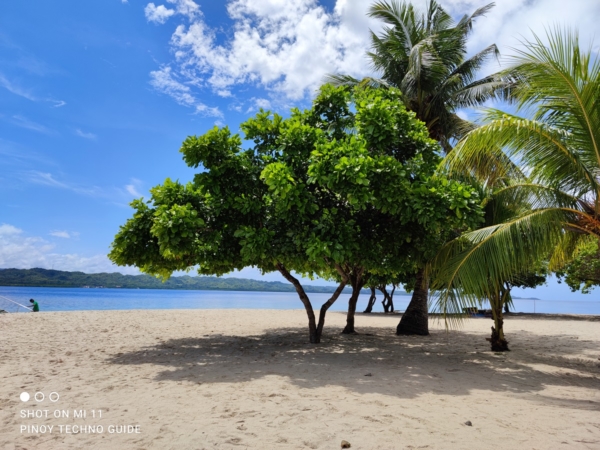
[29,299,39,312]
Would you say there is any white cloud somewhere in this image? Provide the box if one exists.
[146,0,598,113]
[20,170,101,196]
[125,178,143,197]
[0,73,37,101]
[50,231,71,239]
[0,73,66,107]
[146,0,377,106]
[9,115,53,134]
[254,98,271,109]
[166,0,201,19]
[145,3,175,24]
[438,0,600,76]
[0,224,22,236]
[0,224,139,274]
[18,172,149,204]
[149,66,222,116]
[22,171,69,188]
[75,129,97,140]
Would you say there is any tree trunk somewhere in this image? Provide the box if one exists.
[363,286,377,313]
[488,290,510,351]
[277,262,347,344]
[316,278,348,338]
[389,284,396,312]
[276,263,319,343]
[380,285,394,313]
[342,269,365,334]
[396,268,429,336]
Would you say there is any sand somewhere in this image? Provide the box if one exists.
[1,309,599,450]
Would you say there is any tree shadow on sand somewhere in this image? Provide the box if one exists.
[107,315,600,411]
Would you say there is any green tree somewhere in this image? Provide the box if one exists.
[327,0,501,335]
[557,238,600,294]
[433,28,600,350]
[110,124,350,343]
[110,85,482,341]
[261,85,482,335]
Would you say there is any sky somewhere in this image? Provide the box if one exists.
[1,0,599,300]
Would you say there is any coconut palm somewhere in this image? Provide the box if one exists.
[326,0,503,336]
[433,27,600,350]
[327,0,502,153]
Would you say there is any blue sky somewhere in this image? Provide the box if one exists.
[1,0,599,301]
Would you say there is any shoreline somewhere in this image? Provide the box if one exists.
[2,309,599,449]
[4,308,600,320]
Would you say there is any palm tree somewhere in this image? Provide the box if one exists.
[328,0,501,152]
[433,28,600,350]
[326,0,502,336]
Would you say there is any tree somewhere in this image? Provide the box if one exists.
[557,238,600,294]
[328,0,500,152]
[301,85,483,334]
[433,28,600,350]
[109,122,349,344]
[110,84,483,341]
[326,0,501,335]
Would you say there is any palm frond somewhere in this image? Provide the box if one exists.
[449,110,599,197]
[456,2,495,36]
[432,208,574,321]
[501,27,600,167]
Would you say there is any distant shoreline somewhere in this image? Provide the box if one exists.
[0,267,374,294]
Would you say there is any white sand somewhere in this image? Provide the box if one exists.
[1,309,599,450]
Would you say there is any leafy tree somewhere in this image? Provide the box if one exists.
[110,84,482,341]
[557,238,600,294]
[326,0,500,334]
[253,85,482,334]
[433,28,600,350]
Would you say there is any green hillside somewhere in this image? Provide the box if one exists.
[0,268,369,294]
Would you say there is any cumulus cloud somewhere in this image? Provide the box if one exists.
[0,224,22,236]
[145,3,175,24]
[254,98,271,109]
[440,0,600,75]
[145,0,200,23]
[145,0,598,113]
[0,224,139,274]
[145,0,377,107]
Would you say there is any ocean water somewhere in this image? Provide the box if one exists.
[0,286,599,315]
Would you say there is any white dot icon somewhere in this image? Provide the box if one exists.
[20,392,30,402]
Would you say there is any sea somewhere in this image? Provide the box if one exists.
[1,286,599,315]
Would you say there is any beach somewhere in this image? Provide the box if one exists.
[1,309,599,450]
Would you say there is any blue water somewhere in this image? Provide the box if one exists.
[0,286,599,315]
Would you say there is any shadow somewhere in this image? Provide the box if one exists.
[107,322,600,411]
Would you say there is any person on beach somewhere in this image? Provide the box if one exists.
[29,299,39,312]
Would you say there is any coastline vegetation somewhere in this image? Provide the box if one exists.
[0,268,368,294]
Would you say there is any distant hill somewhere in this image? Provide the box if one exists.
[0,268,372,294]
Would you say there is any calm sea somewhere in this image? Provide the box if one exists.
[1,286,599,315]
